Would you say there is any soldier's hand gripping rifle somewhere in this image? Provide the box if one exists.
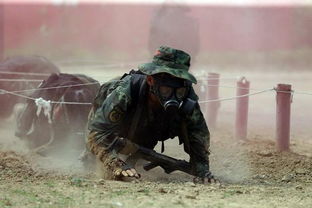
[120,141,217,182]
[119,139,216,182]
[133,145,195,177]
[118,139,195,177]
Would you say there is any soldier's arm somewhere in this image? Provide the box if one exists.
[185,103,211,178]
[87,79,132,162]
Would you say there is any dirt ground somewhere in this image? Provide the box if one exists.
[1,68,312,208]
[1,118,312,208]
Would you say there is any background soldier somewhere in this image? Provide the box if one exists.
[86,46,215,183]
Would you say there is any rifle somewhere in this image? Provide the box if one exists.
[135,145,195,177]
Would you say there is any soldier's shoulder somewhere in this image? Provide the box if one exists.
[105,75,132,101]
[92,75,132,110]
[102,75,132,95]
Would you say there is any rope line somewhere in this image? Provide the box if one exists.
[58,61,144,68]
[0,89,92,105]
[50,101,92,105]
[274,90,293,94]
[0,82,99,94]
[0,74,311,105]
[0,89,38,100]
[0,78,43,82]
[203,84,267,91]
[293,91,312,96]
[199,84,312,95]
[0,82,100,94]
[198,89,274,103]
[0,70,116,79]
[2,87,273,105]
[0,71,51,76]
[57,60,143,65]
[196,77,238,81]
[1,86,311,106]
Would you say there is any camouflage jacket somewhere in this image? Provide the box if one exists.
[88,72,210,177]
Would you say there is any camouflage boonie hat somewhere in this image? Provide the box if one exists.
[138,46,197,84]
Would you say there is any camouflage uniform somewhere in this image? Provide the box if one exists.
[87,46,211,178]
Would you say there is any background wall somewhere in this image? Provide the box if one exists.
[1,3,312,68]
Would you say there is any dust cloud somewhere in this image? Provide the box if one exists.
[0,115,86,176]
[210,137,251,183]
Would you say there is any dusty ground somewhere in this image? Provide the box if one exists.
[1,68,312,207]
[1,118,312,208]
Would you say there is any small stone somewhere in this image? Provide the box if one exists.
[295,185,303,190]
[158,188,168,193]
[257,151,273,157]
[0,165,4,170]
[185,195,196,199]
[295,168,306,175]
[137,189,147,193]
[281,175,293,182]
[111,202,123,207]
[97,179,105,185]
[294,160,301,164]
[35,172,43,178]
[253,174,267,179]
[185,182,196,187]
[131,179,140,184]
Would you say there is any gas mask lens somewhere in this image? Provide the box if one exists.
[159,86,187,100]
[159,86,174,99]
[176,87,187,100]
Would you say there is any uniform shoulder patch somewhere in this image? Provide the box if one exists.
[108,107,124,123]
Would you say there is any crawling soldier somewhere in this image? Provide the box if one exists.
[85,46,215,183]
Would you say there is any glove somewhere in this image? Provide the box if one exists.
[192,162,218,184]
[103,154,140,180]
[193,171,218,184]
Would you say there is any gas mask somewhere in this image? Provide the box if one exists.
[150,75,196,115]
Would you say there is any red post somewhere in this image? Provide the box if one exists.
[0,3,4,60]
[235,77,250,140]
[207,73,220,129]
[276,84,292,151]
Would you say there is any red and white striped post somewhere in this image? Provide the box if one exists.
[235,77,250,140]
[206,73,220,129]
[276,84,292,151]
